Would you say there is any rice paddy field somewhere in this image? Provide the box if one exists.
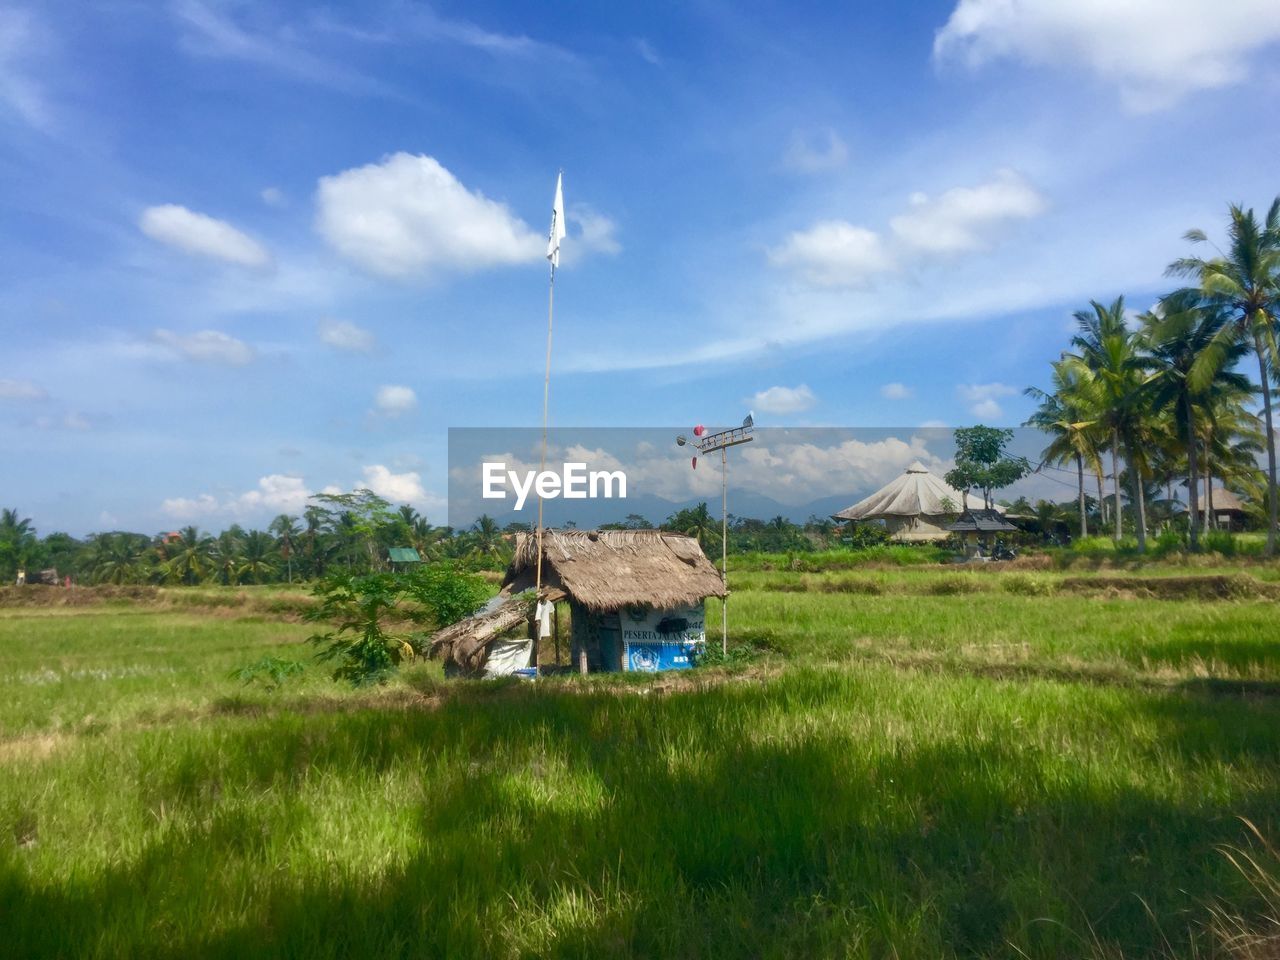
[1,563,1278,959]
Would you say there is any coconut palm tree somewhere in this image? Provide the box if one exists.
[1024,358,1104,538]
[269,514,301,583]
[1139,292,1251,549]
[1168,198,1280,555]
[85,532,149,585]
[163,526,213,585]
[209,528,244,585]
[237,530,279,585]
[1069,297,1154,550]
[469,515,505,559]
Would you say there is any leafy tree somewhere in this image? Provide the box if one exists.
[1138,291,1250,550]
[306,573,416,686]
[0,508,36,581]
[406,562,490,627]
[944,427,1030,511]
[305,563,487,686]
[1169,198,1280,555]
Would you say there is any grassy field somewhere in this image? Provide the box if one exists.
[1,567,1277,958]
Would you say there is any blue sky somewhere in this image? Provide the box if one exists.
[4,0,1280,535]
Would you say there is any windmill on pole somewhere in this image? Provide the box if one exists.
[676,414,754,654]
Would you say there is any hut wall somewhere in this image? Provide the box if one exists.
[569,603,622,672]
[884,515,954,542]
[570,602,708,672]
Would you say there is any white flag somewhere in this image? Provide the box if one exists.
[547,172,565,270]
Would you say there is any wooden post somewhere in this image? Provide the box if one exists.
[553,602,560,665]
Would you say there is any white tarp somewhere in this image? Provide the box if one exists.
[483,638,534,677]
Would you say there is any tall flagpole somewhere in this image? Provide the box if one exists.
[535,259,555,599]
[536,171,565,674]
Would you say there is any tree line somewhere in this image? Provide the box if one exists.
[1023,197,1280,554]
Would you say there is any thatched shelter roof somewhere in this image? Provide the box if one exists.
[426,593,542,674]
[1195,488,1246,514]
[503,529,725,612]
[833,461,993,522]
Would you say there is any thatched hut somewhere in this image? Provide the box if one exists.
[428,529,726,676]
[1195,487,1248,532]
[832,461,995,542]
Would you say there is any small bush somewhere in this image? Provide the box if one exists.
[1001,574,1055,596]
[927,574,983,595]
[1071,536,1116,556]
[1151,528,1185,559]
[231,656,305,693]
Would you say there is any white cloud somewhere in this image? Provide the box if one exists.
[0,378,47,401]
[315,153,542,277]
[633,37,662,65]
[32,411,91,432]
[260,186,285,207]
[161,494,220,519]
[361,464,428,505]
[880,382,913,400]
[933,0,1280,111]
[748,384,817,415]
[173,0,385,96]
[139,204,271,268]
[783,128,849,174]
[0,8,51,130]
[374,384,417,416]
[318,318,375,353]
[890,169,1046,254]
[957,382,1017,420]
[768,221,894,287]
[152,329,254,366]
[770,170,1045,287]
[568,204,621,258]
[232,474,311,515]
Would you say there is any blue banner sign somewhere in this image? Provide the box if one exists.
[624,640,703,672]
[620,603,706,671]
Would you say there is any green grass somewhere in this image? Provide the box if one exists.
[1,565,1278,958]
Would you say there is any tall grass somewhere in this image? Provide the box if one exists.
[0,569,1277,958]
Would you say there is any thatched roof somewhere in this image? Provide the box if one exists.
[426,592,543,674]
[503,529,725,612]
[1196,488,1246,514]
[833,461,993,522]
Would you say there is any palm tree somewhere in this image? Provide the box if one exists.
[1024,359,1104,538]
[669,502,718,550]
[469,515,504,559]
[86,532,148,585]
[1168,198,1280,555]
[269,514,301,583]
[1069,297,1153,550]
[163,526,213,585]
[1138,291,1250,550]
[237,530,279,585]
[209,528,244,585]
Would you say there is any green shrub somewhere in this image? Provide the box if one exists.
[927,574,983,595]
[1071,536,1116,556]
[1151,529,1185,559]
[1001,573,1055,596]
[1203,531,1236,557]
